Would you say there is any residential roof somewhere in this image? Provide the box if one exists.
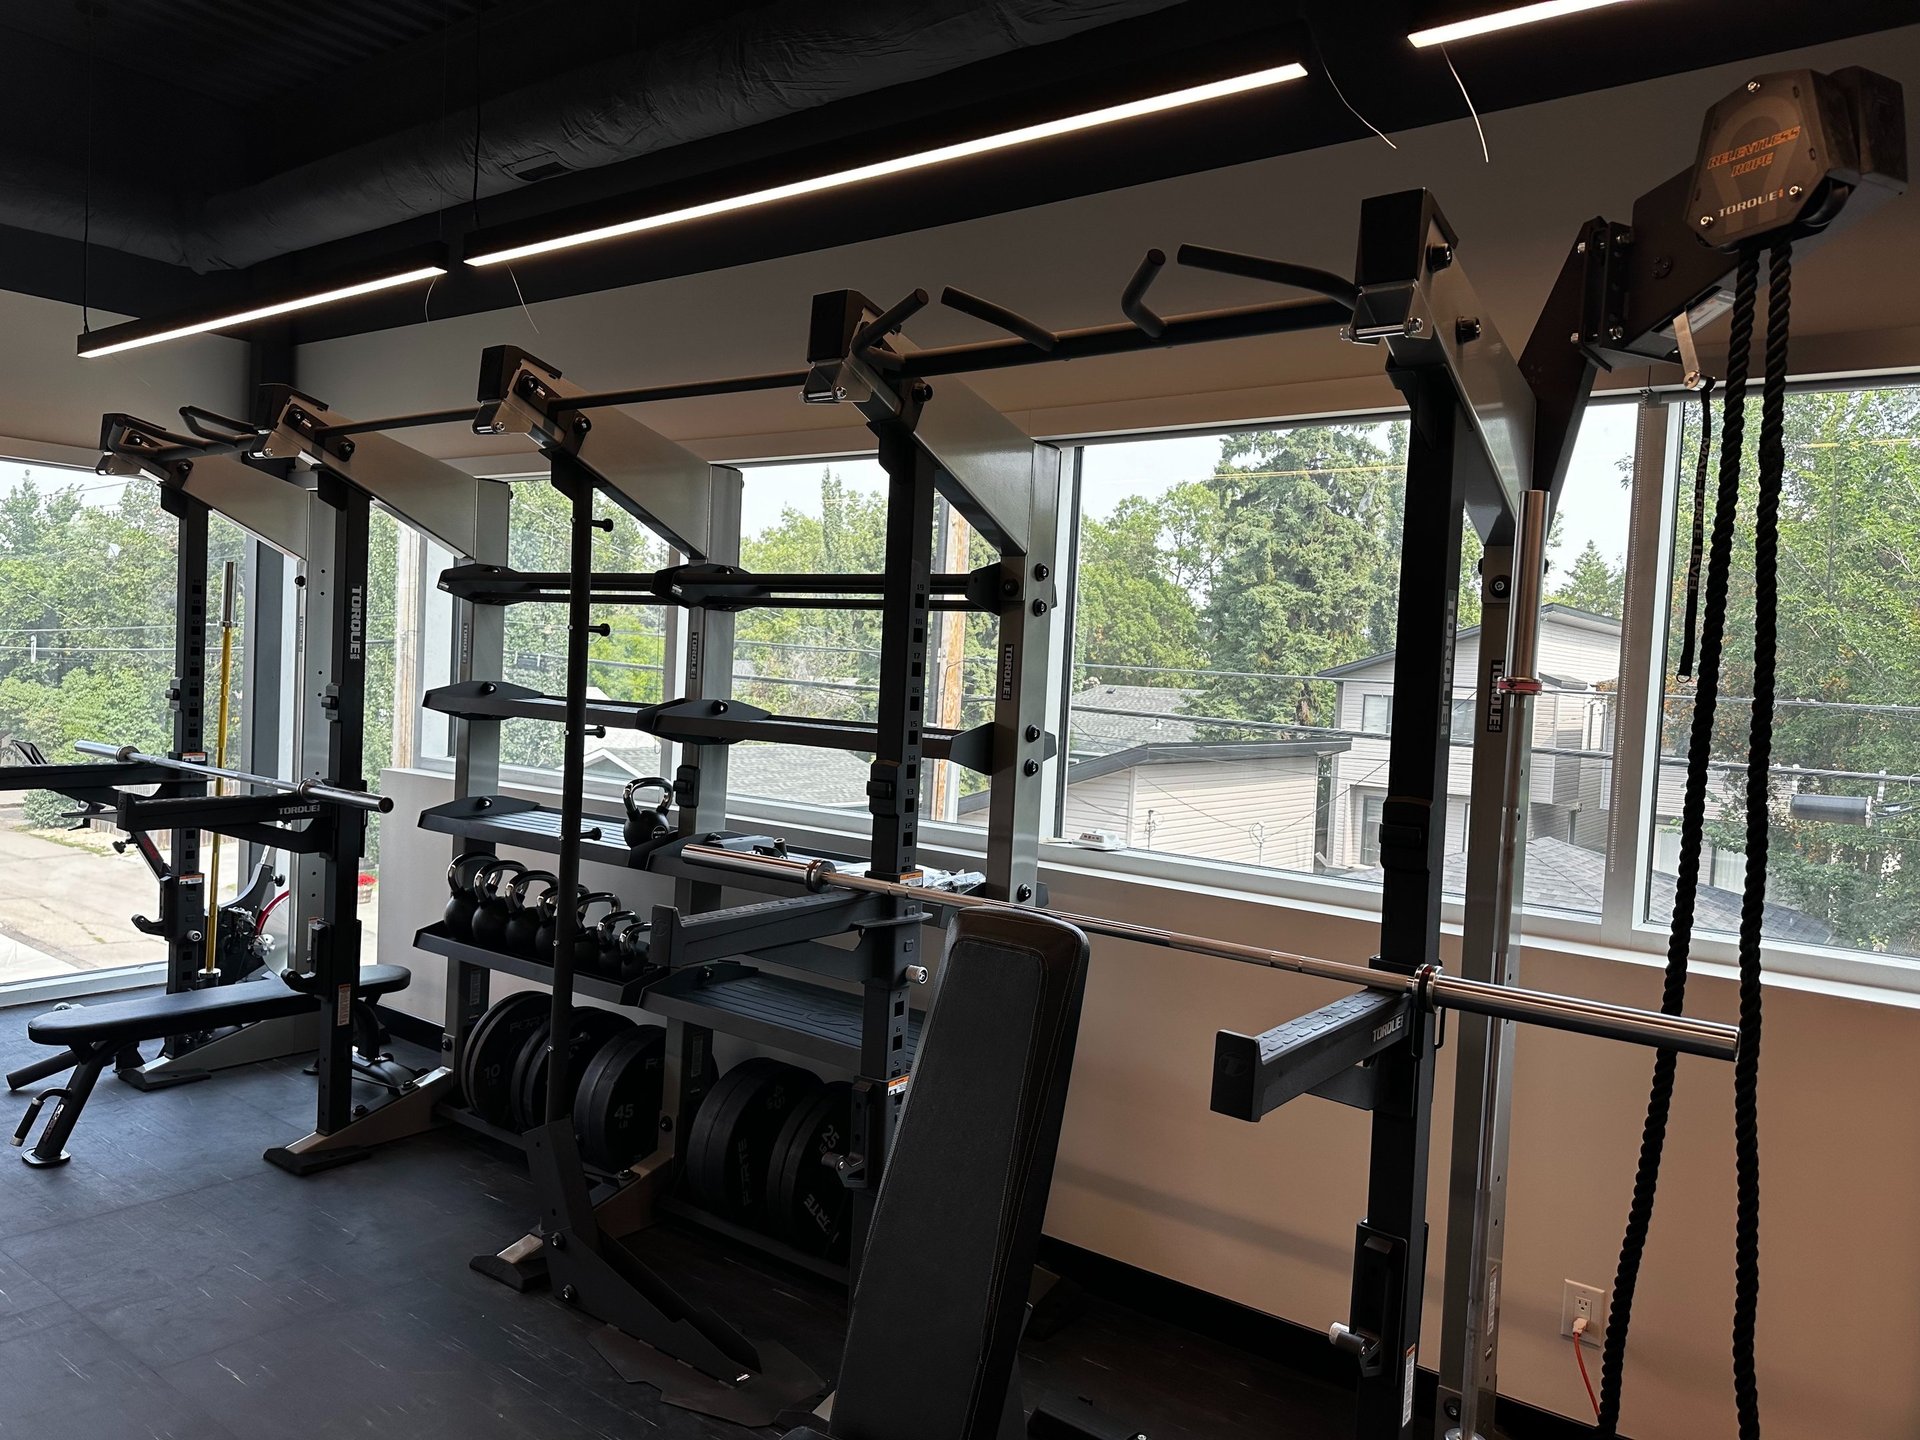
[1346,834,1833,945]
[1316,604,1623,679]
[1068,684,1200,754]
[958,735,1348,813]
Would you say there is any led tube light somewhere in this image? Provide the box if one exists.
[1409,0,1635,48]
[78,257,448,358]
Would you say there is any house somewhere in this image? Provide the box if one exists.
[1319,604,1624,871]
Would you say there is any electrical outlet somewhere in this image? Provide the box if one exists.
[1561,1281,1606,1344]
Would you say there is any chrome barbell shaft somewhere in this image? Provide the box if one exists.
[681,844,1737,1061]
[74,741,393,814]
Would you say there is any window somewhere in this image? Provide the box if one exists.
[495,479,670,783]
[1056,407,1633,906]
[1648,384,1920,963]
[729,458,993,823]
[0,458,245,985]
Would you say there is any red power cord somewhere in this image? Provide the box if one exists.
[1572,1320,1599,1418]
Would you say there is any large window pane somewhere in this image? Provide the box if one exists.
[0,460,236,982]
[1649,386,1920,960]
[1062,407,1632,914]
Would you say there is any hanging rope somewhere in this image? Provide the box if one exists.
[1597,237,1786,1436]
[1675,377,1716,678]
[1595,245,1760,1435]
[1730,238,1791,1440]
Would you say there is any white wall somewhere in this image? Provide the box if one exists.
[0,288,246,456]
[335,22,1920,1440]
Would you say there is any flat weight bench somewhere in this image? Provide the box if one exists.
[785,906,1089,1440]
[9,964,412,1168]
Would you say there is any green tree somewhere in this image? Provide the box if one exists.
[1665,387,1920,953]
[1551,538,1625,617]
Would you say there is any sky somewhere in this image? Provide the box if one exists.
[736,399,1639,569]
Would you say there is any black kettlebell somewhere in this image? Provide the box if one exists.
[468,859,527,950]
[598,912,655,983]
[443,852,493,938]
[622,777,674,850]
[501,871,558,955]
[573,894,623,974]
[533,884,589,962]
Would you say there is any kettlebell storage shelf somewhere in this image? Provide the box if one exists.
[420,794,633,869]
[414,923,658,1006]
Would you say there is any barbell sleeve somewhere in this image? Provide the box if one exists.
[73,741,393,814]
[679,844,1738,1061]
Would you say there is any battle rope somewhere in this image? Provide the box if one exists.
[1595,245,1759,1433]
[1730,238,1790,1440]
[1675,377,1717,678]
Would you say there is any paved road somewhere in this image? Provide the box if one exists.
[0,819,167,982]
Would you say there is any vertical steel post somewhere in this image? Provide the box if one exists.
[158,489,209,1011]
[1436,489,1549,1440]
[544,452,597,1124]
[1359,370,1469,1439]
[444,480,510,1064]
[310,474,371,1136]
[852,413,938,1269]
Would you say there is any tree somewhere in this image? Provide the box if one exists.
[1070,498,1205,685]
[1551,539,1625,617]
[1663,386,1920,954]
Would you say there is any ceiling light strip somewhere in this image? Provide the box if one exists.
[78,263,449,358]
[1408,0,1634,48]
[466,62,1309,267]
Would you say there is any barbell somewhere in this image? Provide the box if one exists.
[679,844,1738,1062]
[74,741,392,814]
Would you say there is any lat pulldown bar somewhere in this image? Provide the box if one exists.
[73,742,393,815]
[678,845,1736,1061]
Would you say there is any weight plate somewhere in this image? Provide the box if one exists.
[508,1007,635,1133]
[572,1026,719,1174]
[459,992,550,1127]
[686,1057,821,1221]
[764,1080,853,1260]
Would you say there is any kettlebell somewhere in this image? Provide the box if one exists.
[468,860,527,950]
[600,913,655,983]
[501,871,558,955]
[443,852,493,938]
[622,777,674,850]
[533,884,589,962]
[573,894,623,975]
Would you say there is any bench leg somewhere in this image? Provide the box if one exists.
[12,1046,112,1167]
[6,1048,83,1092]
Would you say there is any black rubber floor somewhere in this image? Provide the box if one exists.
[0,996,1350,1440]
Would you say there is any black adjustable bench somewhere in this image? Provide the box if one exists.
[10,964,411,1167]
[783,906,1089,1440]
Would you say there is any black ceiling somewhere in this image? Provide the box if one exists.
[3,0,1913,348]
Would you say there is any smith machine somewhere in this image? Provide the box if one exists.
[6,389,503,1171]
[642,64,1902,1440]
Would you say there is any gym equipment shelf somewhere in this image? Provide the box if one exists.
[414,924,657,1006]
[645,960,923,1073]
[418,794,634,868]
[424,681,1012,770]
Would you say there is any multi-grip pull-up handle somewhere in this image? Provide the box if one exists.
[939,288,1059,353]
[178,404,258,447]
[1121,249,1168,338]
[851,289,930,356]
[1175,245,1361,313]
[679,844,1739,1061]
[73,742,393,815]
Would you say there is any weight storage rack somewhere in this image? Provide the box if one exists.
[411,338,1058,1411]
